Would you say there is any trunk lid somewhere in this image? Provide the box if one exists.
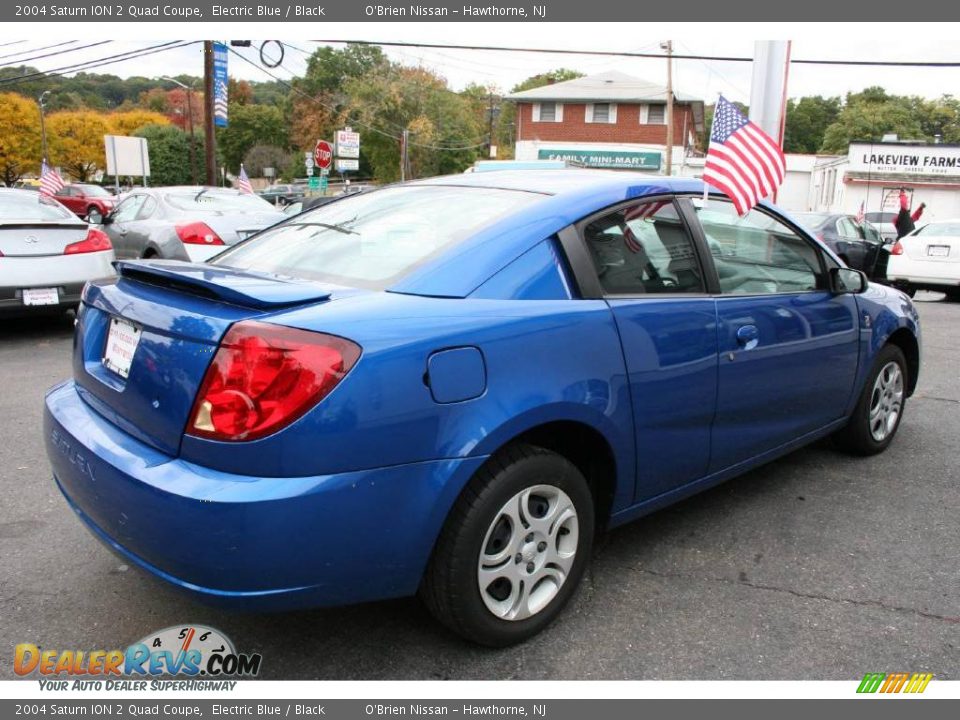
[0,223,89,257]
[74,260,349,456]
[903,233,960,264]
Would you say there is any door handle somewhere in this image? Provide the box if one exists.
[736,324,759,350]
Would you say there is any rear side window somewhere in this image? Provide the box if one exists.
[583,199,705,295]
[212,185,541,290]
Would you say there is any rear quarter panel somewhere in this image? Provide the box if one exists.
[178,292,636,514]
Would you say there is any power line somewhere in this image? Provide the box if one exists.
[0,42,198,88]
[313,39,960,68]
[0,41,112,69]
[0,40,77,61]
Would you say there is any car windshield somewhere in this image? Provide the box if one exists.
[76,184,112,197]
[212,185,541,290]
[865,212,896,224]
[913,222,960,237]
[164,190,275,213]
[0,192,78,222]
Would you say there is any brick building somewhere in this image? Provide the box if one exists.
[506,71,704,172]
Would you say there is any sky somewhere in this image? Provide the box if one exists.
[4,23,959,104]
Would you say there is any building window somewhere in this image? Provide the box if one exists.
[533,102,562,122]
[587,103,617,124]
[640,104,666,125]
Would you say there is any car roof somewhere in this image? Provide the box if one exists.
[390,169,713,297]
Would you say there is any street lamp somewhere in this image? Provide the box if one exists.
[161,76,198,184]
[38,90,51,163]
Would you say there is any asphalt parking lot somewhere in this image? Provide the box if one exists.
[1,295,957,681]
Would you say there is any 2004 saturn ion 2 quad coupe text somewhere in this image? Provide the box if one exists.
[44,170,921,646]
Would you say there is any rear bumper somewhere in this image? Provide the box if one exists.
[0,251,115,314]
[45,380,486,610]
[887,257,960,289]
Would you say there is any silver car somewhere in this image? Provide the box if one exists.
[97,187,285,263]
[0,188,115,316]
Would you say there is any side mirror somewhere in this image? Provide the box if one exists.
[830,267,868,294]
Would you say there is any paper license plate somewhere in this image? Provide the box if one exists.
[103,317,142,379]
[927,245,950,257]
[22,287,59,306]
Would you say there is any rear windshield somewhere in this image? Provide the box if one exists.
[865,212,896,223]
[75,184,112,197]
[914,222,960,237]
[792,212,832,227]
[212,185,541,290]
[164,190,275,213]
[0,192,78,222]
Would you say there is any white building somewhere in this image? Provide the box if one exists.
[809,141,960,223]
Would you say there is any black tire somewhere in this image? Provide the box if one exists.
[420,444,594,646]
[833,344,908,456]
[944,288,960,302]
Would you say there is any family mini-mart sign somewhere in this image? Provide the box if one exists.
[335,129,361,159]
[537,148,661,171]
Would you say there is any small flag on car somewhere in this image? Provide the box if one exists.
[39,159,64,198]
[237,164,253,195]
[702,96,786,216]
[855,201,865,225]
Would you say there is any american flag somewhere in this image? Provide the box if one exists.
[703,96,786,216]
[623,200,670,253]
[855,201,865,225]
[237,165,253,194]
[39,160,64,197]
[214,78,228,127]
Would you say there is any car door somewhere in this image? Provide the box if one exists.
[836,216,869,270]
[103,194,147,259]
[54,187,79,216]
[690,198,860,472]
[576,197,719,501]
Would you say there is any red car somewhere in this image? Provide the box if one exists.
[54,184,117,223]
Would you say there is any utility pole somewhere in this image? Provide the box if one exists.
[162,77,198,185]
[488,92,496,159]
[662,40,674,176]
[203,41,216,186]
[400,129,408,182]
[38,90,51,162]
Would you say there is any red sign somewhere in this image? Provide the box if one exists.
[314,140,333,170]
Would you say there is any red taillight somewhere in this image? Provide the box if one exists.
[176,221,224,246]
[187,321,361,442]
[64,228,112,255]
[892,241,904,255]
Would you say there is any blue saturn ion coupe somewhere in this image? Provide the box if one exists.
[45,170,921,646]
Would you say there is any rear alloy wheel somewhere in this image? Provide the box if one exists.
[421,444,594,646]
[834,345,908,455]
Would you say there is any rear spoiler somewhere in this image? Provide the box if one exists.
[114,260,332,309]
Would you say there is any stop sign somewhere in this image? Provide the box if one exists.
[314,140,333,170]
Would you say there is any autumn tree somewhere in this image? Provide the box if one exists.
[0,93,42,185]
[109,110,170,137]
[46,111,111,181]
[341,64,484,181]
[289,44,389,151]
[243,144,293,178]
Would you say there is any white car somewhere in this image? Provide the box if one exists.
[886,219,960,300]
[0,188,115,316]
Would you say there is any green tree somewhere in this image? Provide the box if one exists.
[783,96,841,154]
[820,87,924,153]
[134,124,201,186]
[216,104,289,174]
[243,144,293,179]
